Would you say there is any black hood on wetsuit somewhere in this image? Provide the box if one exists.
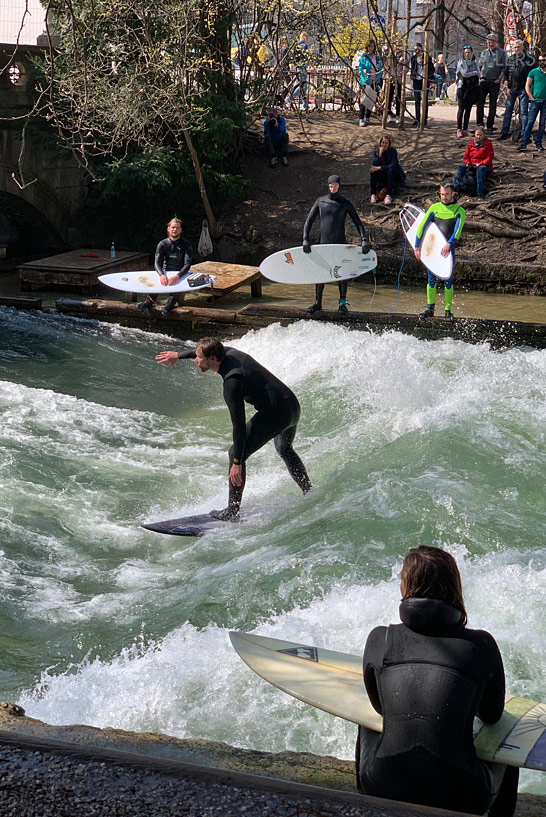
[399,598,462,636]
[327,174,341,185]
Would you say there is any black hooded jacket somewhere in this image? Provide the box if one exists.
[358,597,505,814]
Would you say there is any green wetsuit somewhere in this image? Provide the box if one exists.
[416,201,466,311]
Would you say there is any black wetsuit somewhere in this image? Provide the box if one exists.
[356,598,519,816]
[303,192,367,306]
[178,347,311,515]
[149,236,192,308]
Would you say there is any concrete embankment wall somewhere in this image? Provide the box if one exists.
[0,705,543,817]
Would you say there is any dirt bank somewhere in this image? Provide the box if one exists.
[217,108,546,296]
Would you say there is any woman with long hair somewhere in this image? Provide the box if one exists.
[369,135,406,205]
[358,40,383,126]
[356,545,519,816]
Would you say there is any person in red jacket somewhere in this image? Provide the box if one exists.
[453,125,494,200]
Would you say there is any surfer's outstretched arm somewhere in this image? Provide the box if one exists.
[156,350,180,367]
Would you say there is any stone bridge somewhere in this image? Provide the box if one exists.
[0,44,89,256]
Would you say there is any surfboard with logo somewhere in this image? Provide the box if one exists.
[98,270,214,294]
[399,202,453,281]
[230,631,546,771]
[259,245,377,285]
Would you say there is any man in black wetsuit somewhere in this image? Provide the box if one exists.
[155,337,311,520]
[303,175,369,314]
[138,218,192,316]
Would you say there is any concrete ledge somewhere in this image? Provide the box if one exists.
[0,706,542,816]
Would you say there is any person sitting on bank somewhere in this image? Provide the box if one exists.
[453,125,494,200]
[138,217,192,315]
[356,545,519,816]
[370,135,406,205]
[263,107,289,167]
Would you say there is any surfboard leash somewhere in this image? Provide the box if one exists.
[389,234,407,314]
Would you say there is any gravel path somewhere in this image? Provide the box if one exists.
[0,739,471,817]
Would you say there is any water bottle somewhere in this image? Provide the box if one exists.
[110,241,116,259]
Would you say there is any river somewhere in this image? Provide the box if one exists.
[1,307,545,794]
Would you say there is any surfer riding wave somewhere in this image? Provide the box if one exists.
[156,337,311,520]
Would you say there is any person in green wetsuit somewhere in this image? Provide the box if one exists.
[414,184,466,320]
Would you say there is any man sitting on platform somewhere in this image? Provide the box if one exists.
[138,217,192,315]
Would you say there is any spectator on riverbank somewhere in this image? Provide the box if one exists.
[263,108,289,167]
[410,42,435,128]
[455,45,480,138]
[477,32,507,134]
[385,40,407,124]
[453,126,494,200]
[518,55,546,152]
[369,135,406,204]
[358,40,383,126]
[500,39,536,141]
[435,53,447,99]
[293,32,309,110]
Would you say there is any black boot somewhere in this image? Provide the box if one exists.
[209,507,240,522]
[137,296,156,313]
[161,294,179,315]
[307,302,322,314]
[419,305,435,318]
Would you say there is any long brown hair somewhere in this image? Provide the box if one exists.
[400,546,467,626]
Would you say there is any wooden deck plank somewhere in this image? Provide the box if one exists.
[191,261,262,300]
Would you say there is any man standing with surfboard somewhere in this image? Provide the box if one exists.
[138,218,192,315]
[155,338,311,521]
[303,174,369,314]
[414,184,465,319]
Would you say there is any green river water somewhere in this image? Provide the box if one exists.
[0,306,545,793]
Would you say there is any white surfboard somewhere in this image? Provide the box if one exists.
[259,245,377,285]
[230,631,546,772]
[98,270,215,295]
[399,202,453,281]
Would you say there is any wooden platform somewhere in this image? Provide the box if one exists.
[19,249,149,292]
[193,261,262,301]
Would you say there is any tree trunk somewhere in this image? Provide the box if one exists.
[421,28,431,131]
[182,128,220,239]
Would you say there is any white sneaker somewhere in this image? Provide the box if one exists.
[359,119,365,127]
[387,114,394,124]
[384,194,393,204]
[370,194,377,203]
[395,116,400,124]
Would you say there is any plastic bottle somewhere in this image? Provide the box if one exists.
[110,241,116,259]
